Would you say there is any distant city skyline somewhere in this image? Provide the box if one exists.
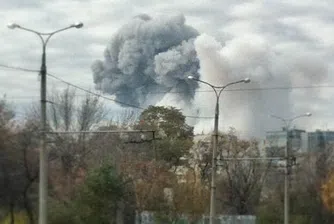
[263,128,334,156]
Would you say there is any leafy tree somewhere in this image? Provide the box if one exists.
[49,163,133,224]
[12,122,39,224]
[169,168,210,222]
[123,159,172,218]
[137,106,192,138]
[0,98,39,224]
[136,106,193,167]
[48,199,80,224]
[322,172,334,212]
[256,196,282,224]
[291,149,334,224]
[75,164,125,224]
[258,147,334,224]
[125,159,209,224]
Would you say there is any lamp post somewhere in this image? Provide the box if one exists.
[8,22,83,224]
[270,112,312,224]
[188,75,250,224]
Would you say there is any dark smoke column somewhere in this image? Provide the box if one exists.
[92,14,200,107]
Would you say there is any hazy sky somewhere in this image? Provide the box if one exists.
[1,0,334,136]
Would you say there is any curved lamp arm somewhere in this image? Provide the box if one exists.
[7,22,83,46]
[288,113,312,126]
[188,75,250,99]
[270,112,312,129]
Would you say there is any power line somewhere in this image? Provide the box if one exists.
[0,62,211,119]
[2,63,334,94]
[0,63,39,73]
[46,73,214,119]
[2,63,334,120]
[0,63,144,109]
[2,63,334,91]
[47,73,144,109]
[5,94,92,100]
[0,63,151,110]
[148,85,334,94]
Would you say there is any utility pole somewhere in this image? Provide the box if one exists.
[115,145,124,224]
[40,46,48,224]
[152,131,157,160]
[210,97,219,223]
[188,75,250,224]
[270,113,312,224]
[284,128,290,224]
[7,22,83,224]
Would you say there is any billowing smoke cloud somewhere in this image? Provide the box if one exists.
[192,33,328,137]
[92,14,328,137]
[92,14,200,107]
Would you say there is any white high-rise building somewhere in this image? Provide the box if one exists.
[264,128,308,157]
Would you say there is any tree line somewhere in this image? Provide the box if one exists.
[1,88,334,224]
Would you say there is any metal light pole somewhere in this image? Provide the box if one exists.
[188,76,250,224]
[270,112,312,224]
[8,22,83,224]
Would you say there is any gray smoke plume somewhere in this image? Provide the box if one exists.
[92,14,329,137]
[92,14,200,107]
[192,33,328,137]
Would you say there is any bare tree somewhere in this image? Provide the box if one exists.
[217,130,269,215]
[107,108,139,129]
[189,135,212,183]
[44,87,108,201]
[258,143,334,223]
[190,129,270,215]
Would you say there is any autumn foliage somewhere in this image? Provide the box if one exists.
[6,92,334,224]
[322,172,334,211]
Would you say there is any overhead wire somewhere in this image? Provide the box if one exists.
[47,73,145,109]
[2,63,334,120]
[0,63,144,108]
[147,85,334,93]
[0,63,39,73]
[47,73,215,119]
[2,63,334,94]
[0,63,213,119]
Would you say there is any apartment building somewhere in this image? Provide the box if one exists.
[264,128,308,157]
[308,130,334,152]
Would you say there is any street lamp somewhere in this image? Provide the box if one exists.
[269,112,312,224]
[188,75,250,224]
[8,22,83,224]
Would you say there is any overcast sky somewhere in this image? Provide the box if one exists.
[1,0,334,136]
